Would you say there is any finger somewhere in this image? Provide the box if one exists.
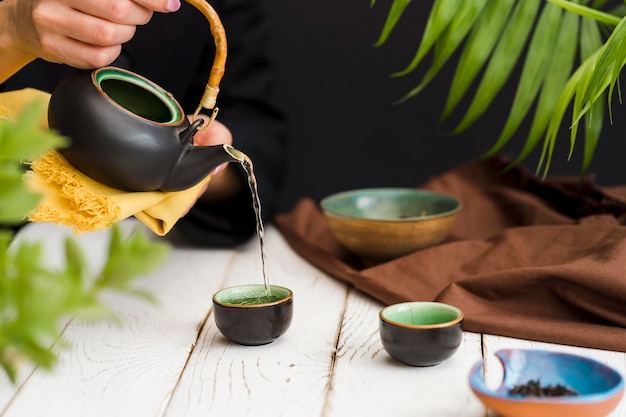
[192,119,233,146]
[64,0,154,26]
[132,0,181,13]
[37,24,131,67]
[39,34,123,68]
[34,3,137,47]
[31,8,124,67]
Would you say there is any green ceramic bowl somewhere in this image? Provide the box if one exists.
[320,188,461,265]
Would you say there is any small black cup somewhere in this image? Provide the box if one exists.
[379,301,463,366]
[212,285,293,346]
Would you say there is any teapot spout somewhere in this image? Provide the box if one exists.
[160,144,247,192]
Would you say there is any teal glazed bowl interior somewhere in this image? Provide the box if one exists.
[320,188,461,265]
[379,301,464,367]
[212,285,293,346]
[469,349,625,417]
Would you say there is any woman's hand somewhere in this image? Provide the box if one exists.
[0,0,181,81]
[182,116,246,217]
[192,115,233,148]
[193,116,233,180]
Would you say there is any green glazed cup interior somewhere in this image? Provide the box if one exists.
[380,302,463,329]
[95,67,182,124]
[320,188,461,221]
[213,284,292,307]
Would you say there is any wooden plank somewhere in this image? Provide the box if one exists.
[163,227,349,417]
[2,221,234,417]
[482,335,626,417]
[325,289,485,417]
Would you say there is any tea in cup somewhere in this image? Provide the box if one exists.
[212,284,293,345]
[379,301,463,366]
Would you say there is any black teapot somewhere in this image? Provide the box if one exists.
[47,0,244,192]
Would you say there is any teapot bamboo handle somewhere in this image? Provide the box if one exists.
[185,0,227,122]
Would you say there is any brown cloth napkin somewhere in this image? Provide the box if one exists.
[275,155,626,352]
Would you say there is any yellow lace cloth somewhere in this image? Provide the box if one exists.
[1,88,210,235]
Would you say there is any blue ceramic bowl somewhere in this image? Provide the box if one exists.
[469,349,625,417]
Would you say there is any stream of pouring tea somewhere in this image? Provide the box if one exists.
[241,159,270,296]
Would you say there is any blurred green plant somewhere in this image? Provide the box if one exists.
[371,0,626,177]
[0,100,170,383]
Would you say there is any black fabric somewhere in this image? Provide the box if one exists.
[2,0,287,247]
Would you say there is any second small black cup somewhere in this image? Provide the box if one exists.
[379,301,463,366]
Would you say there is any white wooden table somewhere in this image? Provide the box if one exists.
[1,220,625,417]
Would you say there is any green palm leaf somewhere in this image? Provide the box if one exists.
[504,7,581,171]
[371,0,413,47]
[544,16,625,177]
[574,12,604,177]
[389,0,463,77]
[396,0,488,101]
[484,2,562,156]
[577,15,626,123]
[546,0,620,26]
[539,47,601,176]
[581,99,604,177]
[372,0,626,176]
[440,0,515,122]
[451,0,541,133]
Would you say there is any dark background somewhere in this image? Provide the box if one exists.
[264,0,626,213]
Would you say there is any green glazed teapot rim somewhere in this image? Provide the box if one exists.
[93,66,183,125]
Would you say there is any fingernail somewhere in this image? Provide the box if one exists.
[166,0,181,12]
